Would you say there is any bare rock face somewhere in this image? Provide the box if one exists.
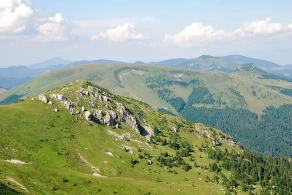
[84,111,92,121]
[117,102,126,119]
[78,86,111,103]
[109,110,117,119]
[54,94,66,101]
[50,94,76,114]
[38,94,48,103]
[143,125,154,140]
[104,111,115,126]
[116,102,141,134]
[95,110,104,124]
[63,101,76,114]
[125,115,140,134]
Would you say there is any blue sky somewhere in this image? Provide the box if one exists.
[1,0,292,67]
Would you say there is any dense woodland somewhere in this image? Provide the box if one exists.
[208,148,292,194]
[181,102,292,156]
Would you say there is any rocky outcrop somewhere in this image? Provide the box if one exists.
[52,94,66,101]
[42,85,143,135]
[38,94,48,104]
[124,115,140,134]
[103,112,113,126]
[63,100,76,114]
[78,86,112,103]
[84,111,92,121]
[116,102,141,134]
[50,93,76,114]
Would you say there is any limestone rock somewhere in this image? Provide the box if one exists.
[38,94,48,103]
[63,101,76,114]
[84,111,92,121]
[104,111,115,126]
[95,110,104,124]
[125,115,140,134]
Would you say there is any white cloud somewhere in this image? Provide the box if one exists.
[36,13,66,41]
[232,18,292,37]
[166,18,292,47]
[0,0,33,34]
[91,23,144,42]
[165,22,226,47]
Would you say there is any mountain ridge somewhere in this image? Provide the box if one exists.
[0,80,291,194]
[1,54,291,90]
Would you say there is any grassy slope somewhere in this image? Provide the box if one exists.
[0,81,243,194]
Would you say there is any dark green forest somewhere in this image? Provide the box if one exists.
[208,147,292,194]
[0,94,23,105]
[147,77,292,156]
[181,98,292,156]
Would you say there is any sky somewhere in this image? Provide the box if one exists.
[1,0,292,67]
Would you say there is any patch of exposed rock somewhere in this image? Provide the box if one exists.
[78,86,142,134]
[50,93,76,114]
[38,84,148,137]
[38,94,48,103]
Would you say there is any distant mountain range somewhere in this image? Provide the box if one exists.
[0,55,291,89]
[0,58,126,89]
[154,55,291,76]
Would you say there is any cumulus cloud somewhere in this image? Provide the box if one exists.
[165,18,292,47]
[91,23,144,42]
[165,22,225,47]
[232,18,291,37]
[36,13,66,41]
[0,0,33,34]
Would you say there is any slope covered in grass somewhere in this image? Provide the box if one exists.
[0,80,291,194]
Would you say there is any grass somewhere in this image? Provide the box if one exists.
[0,81,244,194]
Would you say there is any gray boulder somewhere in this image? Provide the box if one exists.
[84,111,92,121]
[38,94,48,103]
[104,111,115,126]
